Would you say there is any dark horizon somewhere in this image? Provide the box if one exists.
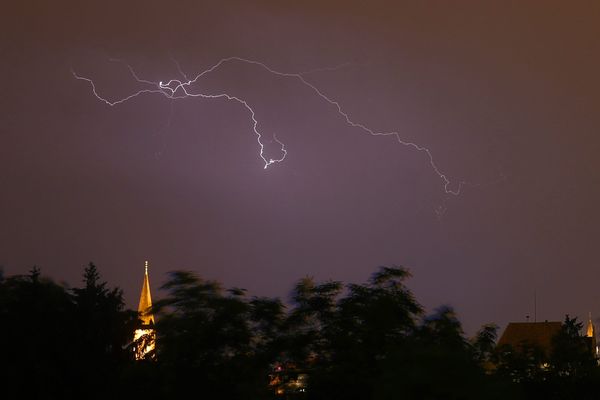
[8,263,596,399]
[3,1,600,336]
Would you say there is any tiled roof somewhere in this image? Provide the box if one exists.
[497,321,562,356]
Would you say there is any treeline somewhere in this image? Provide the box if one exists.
[0,264,599,399]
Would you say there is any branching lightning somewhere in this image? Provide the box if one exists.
[72,56,465,194]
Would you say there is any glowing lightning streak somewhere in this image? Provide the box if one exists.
[73,57,464,193]
[158,83,288,169]
[72,63,287,169]
[199,57,464,194]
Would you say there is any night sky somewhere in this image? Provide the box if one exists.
[2,1,600,334]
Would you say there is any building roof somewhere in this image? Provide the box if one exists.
[137,261,154,326]
[497,321,562,356]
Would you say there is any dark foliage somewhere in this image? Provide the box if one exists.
[1,264,599,400]
[0,263,135,399]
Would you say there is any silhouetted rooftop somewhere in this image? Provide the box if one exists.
[497,321,562,356]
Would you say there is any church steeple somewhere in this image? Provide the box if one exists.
[587,312,595,338]
[133,260,156,360]
[137,260,154,325]
[586,312,597,358]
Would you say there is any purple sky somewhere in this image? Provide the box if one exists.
[2,1,600,334]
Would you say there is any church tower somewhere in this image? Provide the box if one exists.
[586,312,597,357]
[133,261,156,360]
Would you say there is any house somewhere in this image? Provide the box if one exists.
[497,321,562,358]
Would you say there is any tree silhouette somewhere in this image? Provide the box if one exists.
[0,267,77,399]
[472,323,499,367]
[70,262,136,397]
[153,270,273,398]
[4,263,600,399]
[305,267,422,400]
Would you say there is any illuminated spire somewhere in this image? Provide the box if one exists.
[137,260,154,325]
[134,260,156,360]
[587,312,595,338]
[586,312,598,358]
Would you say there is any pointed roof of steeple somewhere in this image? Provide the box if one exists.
[137,260,154,325]
[587,312,595,338]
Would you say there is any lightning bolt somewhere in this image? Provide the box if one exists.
[72,56,466,194]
